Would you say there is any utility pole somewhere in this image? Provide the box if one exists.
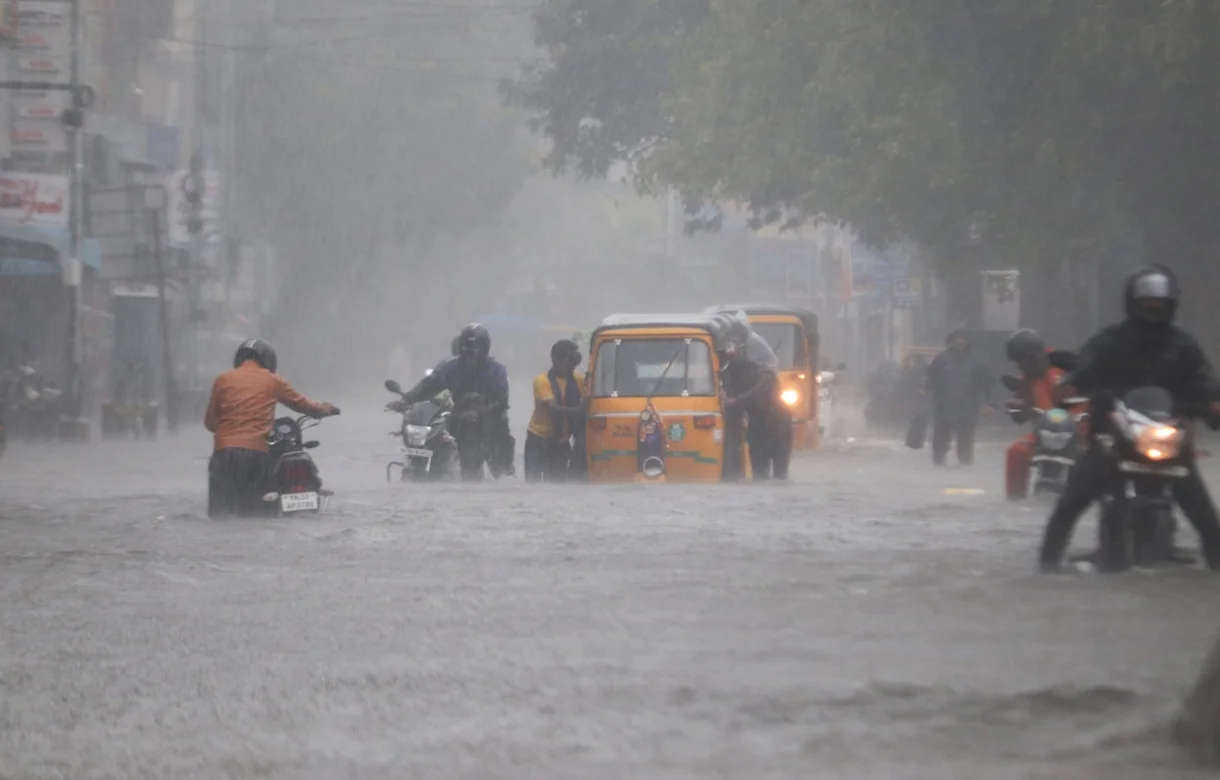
[65,0,83,417]
[147,191,179,432]
[220,0,236,310]
[187,0,208,401]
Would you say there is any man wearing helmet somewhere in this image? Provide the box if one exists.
[1002,329,1084,499]
[399,323,515,479]
[1038,266,1220,571]
[204,339,339,518]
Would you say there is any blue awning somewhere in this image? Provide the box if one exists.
[0,221,101,277]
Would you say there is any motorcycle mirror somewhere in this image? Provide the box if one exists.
[384,379,403,395]
[1000,375,1022,391]
[304,441,320,449]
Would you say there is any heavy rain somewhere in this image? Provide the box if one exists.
[1,1,1219,777]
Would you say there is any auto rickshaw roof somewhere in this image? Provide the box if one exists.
[594,313,731,349]
[704,304,818,334]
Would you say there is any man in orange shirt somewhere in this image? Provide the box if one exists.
[1004,329,1078,499]
[204,339,339,517]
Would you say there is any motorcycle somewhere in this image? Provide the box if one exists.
[384,378,458,482]
[450,391,496,480]
[5,365,64,440]
[1001,374,1083,496]
[260,413,337,516]
[1081,385,1210,571]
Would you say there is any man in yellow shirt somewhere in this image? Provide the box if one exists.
[525,339,585,482]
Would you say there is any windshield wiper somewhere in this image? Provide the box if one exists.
[646,341,689,402]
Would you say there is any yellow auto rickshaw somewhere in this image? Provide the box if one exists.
[584,314,749,483]
[705,304,821,449]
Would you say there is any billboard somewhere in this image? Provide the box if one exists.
[0,172,70,229]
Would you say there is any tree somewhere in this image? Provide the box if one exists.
[512,0,1220,344]
[503,0,708,179]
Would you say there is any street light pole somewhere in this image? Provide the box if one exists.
[65,0,83,416]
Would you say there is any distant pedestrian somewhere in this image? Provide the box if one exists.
[926,329,992,465]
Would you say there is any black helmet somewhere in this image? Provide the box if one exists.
[234,338,277,372]
[451,335,461,357]
[457,323,491,358]
[1005,328,1045,363]
[1125,266,1180,326]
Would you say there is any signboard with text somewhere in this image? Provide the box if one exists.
[11,1,73,155]
[0,172,70,229]
[893,277,922,308]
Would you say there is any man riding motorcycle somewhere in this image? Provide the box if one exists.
[1038,266,1220,571]
[1003,329,1085,499]
[204,339,339,518]
[394,323,516,478]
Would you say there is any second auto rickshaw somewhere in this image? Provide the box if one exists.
[706,304,821,449]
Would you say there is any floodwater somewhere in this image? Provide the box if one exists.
[1,405,1217,779]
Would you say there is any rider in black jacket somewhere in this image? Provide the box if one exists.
[1038,266,1220,571]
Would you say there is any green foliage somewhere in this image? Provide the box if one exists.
[503,0,708,179]
[513,0,1220,277]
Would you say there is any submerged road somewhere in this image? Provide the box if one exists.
[1,407,1218,779]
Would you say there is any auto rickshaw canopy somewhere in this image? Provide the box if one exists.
[704,304,818,342]
[593,313,734,353]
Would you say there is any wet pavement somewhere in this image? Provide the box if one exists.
[1,406,1218,779]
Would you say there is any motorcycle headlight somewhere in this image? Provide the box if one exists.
[1135,423,1182,461]
[780,389,800,406]
[405,424,430,446]
[1037,430,1074,451]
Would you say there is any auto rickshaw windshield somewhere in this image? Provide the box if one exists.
[592,338,716,397]
[751,322,808,370]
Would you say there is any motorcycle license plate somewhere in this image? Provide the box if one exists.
[403,448,433,459]
[280,492,320,512]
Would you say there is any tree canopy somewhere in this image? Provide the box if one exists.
[510,0,1220,285]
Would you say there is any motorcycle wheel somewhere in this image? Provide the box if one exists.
[407,459,430,482]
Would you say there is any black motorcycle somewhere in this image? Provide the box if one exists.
[1084,386,1210,571]
[261,413,337,516]
[4,366,64,441]
[384,379,458,482]
[450,391,496,480]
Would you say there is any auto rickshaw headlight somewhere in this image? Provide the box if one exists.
[641,456,665,478]
[780,389,800,406]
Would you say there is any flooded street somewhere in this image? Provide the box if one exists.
[1,408,1218,779]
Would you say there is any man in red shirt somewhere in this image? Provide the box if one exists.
[204,339,339,517]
